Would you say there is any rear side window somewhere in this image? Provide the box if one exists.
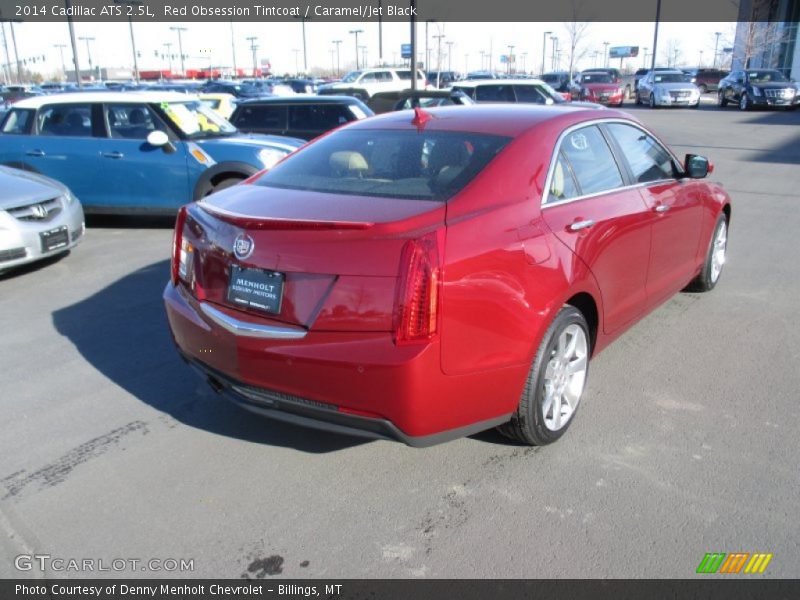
[232,105,287,131]
[606,123,675,183]
[37,104,93,137]
[475,85,515,102]
[558,125,623,196]
[255,129,511,202]
[288,104,353,132]
[1,109,34,134]
[548,153,580,203]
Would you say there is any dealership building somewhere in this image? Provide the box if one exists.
[733,0,799,78]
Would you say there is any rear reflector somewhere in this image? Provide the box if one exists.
[394,233,441,344]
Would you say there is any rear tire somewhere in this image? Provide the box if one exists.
[698,83,708,94]
[498,306,590,446]
[685,214,728,293]
[649,93,657,109]
[739,93,750,111]
[718,91,728,107]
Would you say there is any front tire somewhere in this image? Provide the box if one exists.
[739,93,750,111]
[498,306,590,445]
[649,93,657,109]
[685,214,728,292]
[205,176,245,197]
[718,91,728,107]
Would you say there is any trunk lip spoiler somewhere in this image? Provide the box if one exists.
[198,202,375,230]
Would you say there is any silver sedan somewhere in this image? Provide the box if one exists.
[0,166,85,273]
[636,70,701,108]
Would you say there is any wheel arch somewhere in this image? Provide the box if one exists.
[564,291,599,355]
[192,161,259,200]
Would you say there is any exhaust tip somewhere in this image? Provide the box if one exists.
[207,375,225,395]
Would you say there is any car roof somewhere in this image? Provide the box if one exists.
[12,91,195,109]
[235,95,360,105]
[453,78,547,87]
[346,104,629,137]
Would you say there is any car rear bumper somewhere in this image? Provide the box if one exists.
[0,202,85,271]
[164,283,517,445]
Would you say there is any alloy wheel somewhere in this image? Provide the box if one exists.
[710,220,727,283]
[542,324,588,432]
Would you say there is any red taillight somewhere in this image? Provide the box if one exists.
[394,233,441,344]
[171,206,189,286]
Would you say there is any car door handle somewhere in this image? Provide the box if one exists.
[654,204,670,213]
[25,149,45,157]
[568,219,595,232]
[102,151,124,159]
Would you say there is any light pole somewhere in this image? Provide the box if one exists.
[541,31,551,76]
[551,36,558,71]
[377,0,383,64]
[521,52,528,74]
[507,44,514,74]
[230,21,237,77]
[53,44,67,80]
[114,0,141,83]
[410,0,417,91]
[294,16,308,74]
[713,31,721,68]
[246,36,258,77]
[8,20,21,83]
[651,0,662,73]
[349,29,363,70]
[78,36,95,80]
[447,40,454,73]
[329,48,335,76]
[360,45,368,69]
[433,33,445,87]
[0,23,11,84]
[425,20,433,76]
[602,41,609,68]
[163,42,173,76]
[642,47,648,68]
[170,26,187,76]
[699,50,704,67]
[332,40,342,77]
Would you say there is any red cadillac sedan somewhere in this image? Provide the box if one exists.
[164,104,731,447]
[578,71,626,106]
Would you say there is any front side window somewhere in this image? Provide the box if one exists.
[606,123,675,183]
[105,104,168,139]
[558,125,623,196]
[514,85,550,104]
[289,104,351,130]
[254,129,510,202]
[37,104,93,137]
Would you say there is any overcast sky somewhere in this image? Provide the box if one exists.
[4,20,736,77]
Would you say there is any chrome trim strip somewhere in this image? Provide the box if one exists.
[199,302,307,340]
[540,117,685,210]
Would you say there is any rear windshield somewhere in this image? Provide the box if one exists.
[254,129,511,201]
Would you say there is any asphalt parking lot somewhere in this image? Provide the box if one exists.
[1,100,799,579]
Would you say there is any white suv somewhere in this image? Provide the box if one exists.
[323,68,428,99]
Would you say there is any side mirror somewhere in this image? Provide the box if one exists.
[685,154,712,178]
[147,130,169,147]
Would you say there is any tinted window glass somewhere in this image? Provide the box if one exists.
[475,85,515,102]
[289,104,352,132]
[105,104,167,139]
[37,104,93,137]
[514,85,549,104]
[548,153,580,203]
[233,105,287,131]
[255,130,510,202]
[1,109,34,134]
[607,123,675,183]
[559,125,623,195]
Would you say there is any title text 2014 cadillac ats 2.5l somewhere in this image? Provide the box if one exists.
[164,105,731,447]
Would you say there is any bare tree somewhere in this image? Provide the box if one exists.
[563,1,591,78]
[661,38,683,68]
